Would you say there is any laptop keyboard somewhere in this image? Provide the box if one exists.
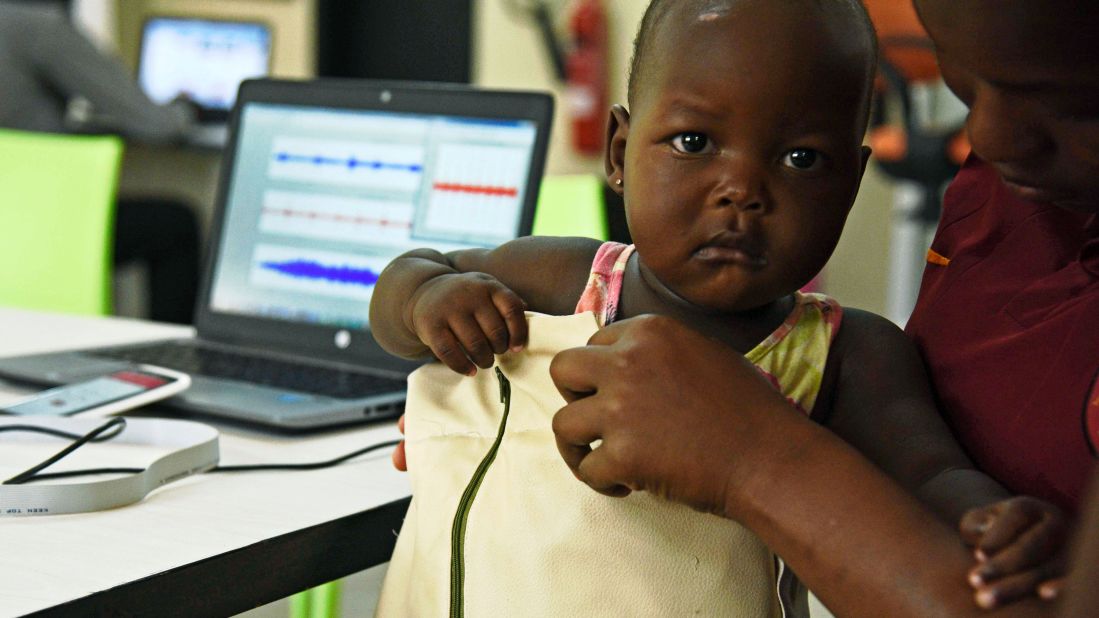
[89,343,406,399]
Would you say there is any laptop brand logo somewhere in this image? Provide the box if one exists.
[335,330,351,349]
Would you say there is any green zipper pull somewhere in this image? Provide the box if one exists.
[449,367,512,618]
[496,365,511,403]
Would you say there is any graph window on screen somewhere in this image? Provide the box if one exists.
[208,104,538,330]
[138,18,271,111]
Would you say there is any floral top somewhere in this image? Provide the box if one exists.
[574,242,843,414]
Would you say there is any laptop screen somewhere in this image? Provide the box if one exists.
[137,17,271,111]
[207,102,540,331]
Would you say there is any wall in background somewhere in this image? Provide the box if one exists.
[473,0,643,176]
[71,0,114,50]
[824,165,894,315]
[316,0,472,83]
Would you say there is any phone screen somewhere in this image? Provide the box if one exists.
[3,370,175,416]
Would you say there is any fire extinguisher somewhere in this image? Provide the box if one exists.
[565,0,607,156]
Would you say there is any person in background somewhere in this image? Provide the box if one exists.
[0,0,200,323]
[546,0,1098,614]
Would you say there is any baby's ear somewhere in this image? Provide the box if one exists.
[604,105,630,195]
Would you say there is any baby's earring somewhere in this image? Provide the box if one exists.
[614,178,623,186]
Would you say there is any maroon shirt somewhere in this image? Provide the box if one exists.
[906,157,1099,514]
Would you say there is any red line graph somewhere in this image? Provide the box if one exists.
[262,207,412,228]
[433,182,519,197]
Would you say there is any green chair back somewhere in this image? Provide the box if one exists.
[532,174,608,240]
[290,581,341,618]
[0,129,123,315]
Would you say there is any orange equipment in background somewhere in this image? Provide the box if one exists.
[864,0,969,187]
[862,0,971,325]
[564,0,608,156]
[515,0,610,157]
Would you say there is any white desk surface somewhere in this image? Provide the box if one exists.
[0,308,410,617]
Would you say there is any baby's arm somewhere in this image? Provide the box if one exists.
[368,236,600,374]
[820,309,1006,520]
[821,309,1066,608]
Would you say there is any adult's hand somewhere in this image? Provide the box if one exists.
[549,314,806,518]
[550,314,1058,617]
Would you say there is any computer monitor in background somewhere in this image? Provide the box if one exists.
[137,17,271,121]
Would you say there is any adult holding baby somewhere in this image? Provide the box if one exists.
[550,0,1099,615]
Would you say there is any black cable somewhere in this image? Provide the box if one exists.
[533,2,567,82]
[501,0,567,82]
[3,417,127,485]
[208,439,402,473]
[1,420,402,484]
[19,467,144,481]
[0,420,126,442]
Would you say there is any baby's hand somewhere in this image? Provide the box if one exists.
[959,496,1068,609]
[408,272,527,375]
[392,414,407,471]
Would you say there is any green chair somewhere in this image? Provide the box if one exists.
[532,174,608,240]
[0,129,339,617]
[290,581,341,618]
[0,129,123,315]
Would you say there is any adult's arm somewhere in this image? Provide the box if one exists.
[18,10,193,142]
[549,315,1049,617]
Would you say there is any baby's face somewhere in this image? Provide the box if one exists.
[612,1,870,312]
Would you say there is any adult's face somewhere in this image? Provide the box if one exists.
[916,0,1099,213]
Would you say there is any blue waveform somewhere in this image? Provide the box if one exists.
[273,152,423,173]
[261,259,380,287]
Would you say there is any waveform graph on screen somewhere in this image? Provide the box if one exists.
[250,245,388,302]
[268,136,426,192]
[259,190,414,246]
[421,143,530,241]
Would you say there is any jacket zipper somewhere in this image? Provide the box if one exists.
[449,367,512,618]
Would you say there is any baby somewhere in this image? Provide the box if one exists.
[371,0,1065,608]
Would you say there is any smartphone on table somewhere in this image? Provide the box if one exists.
[1,365,190,417]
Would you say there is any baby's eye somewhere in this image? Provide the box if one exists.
[783,148,822,170]
[670,132,713,154]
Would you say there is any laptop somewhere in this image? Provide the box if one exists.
[0,78,554,430]
[137,16,272,123]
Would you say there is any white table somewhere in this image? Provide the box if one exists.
[0,308,411,617]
